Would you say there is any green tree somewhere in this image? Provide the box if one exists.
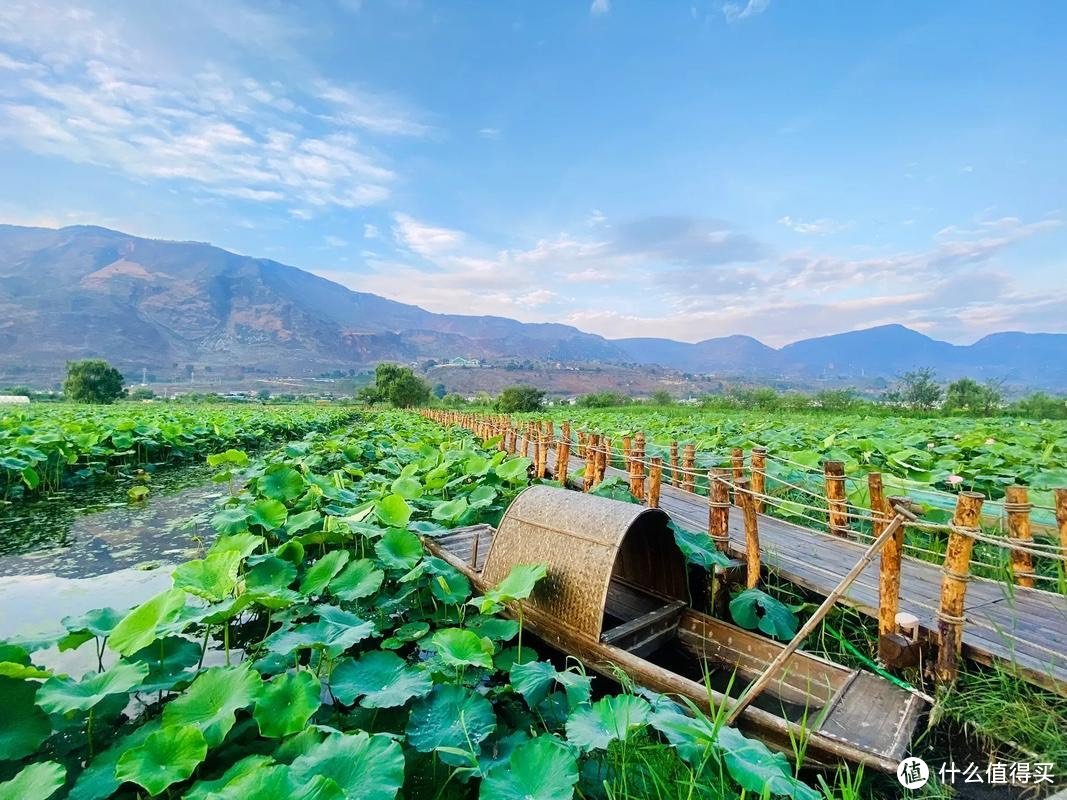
[129,387,155,400]
[648,389,673,406]
[1010,392,1067,420]
[495,385,545,412]
[578,391,630,408]
[887,368,942,410]
[365,363,431,408]
[432,383,447,399]
[813,388,857,411]
[944,378,1001,416]
[63,359,126,404]
[256,389,272,402]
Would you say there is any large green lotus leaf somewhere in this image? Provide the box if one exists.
[162,664,262,746]
[290,731,405,800]
[479,736,579,800]
[36,660,148,714]
[430,628,494,670]
[108,587,187,656]
[0,761,66,800]
[128,635,202,693]
[390,476,423,499]
[495,457,531,483]
[0,661,52,679]
[472,563,547,613]
[253,670,322,738]
[173,551,243,602]
[509,660,557,707]
[330,651,432,709]
[374,528,423,570]
[670,522,736,570]
[265,606,375,658]
[329,558,384,601]
[375,493,412,527]
[717,726,821,800]
[249,498,289,530]
[274,538,305,565]
[466,615,518,642]
[0,676,52,761]
[729,588,798,641]
[298,550,350,596]
[209,532,264,560]
[565,695,651,752]
[429,565,471,605]
[286,509,322,535]
[182,754,274,800]
[61,607,126,639]
[406,684,496,762]
[116,723,208,796]
[195,763,344,800]
[246,555,298,593]
[212,507,251,535]
[647,700,717,763]
[468,484,497,509]
[260,465,305,501]
[68,720,160,800]
[430,496,468,522]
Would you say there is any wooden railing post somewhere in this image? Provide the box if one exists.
[935,491,984,686]
[681,444,696,493]
[824,460,848,537]
[873,472,904,663]
[535,429,547,479]
[556,436,571,486]
[751,446,766,514]
[648,457,662,508]
[708,468,733,617]
[669,442,679,487]
[1005,485,1033,588]
[583,434,598,492]
[631,432,646,501]
[731,448,744,483]
[736,478,760,588]
[596,437,611,485]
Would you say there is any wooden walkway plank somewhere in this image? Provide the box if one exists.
[546,449,1067,695]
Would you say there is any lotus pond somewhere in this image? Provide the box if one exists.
[0,411,834,800]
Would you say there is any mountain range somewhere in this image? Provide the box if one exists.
[0,224,1064,390]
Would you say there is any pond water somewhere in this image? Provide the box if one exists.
[0,465,224,643]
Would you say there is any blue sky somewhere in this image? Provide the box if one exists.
[1,1,1064,346]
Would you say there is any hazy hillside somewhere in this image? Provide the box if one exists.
[0,224,1063,390]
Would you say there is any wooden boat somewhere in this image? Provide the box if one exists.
[423,485,925,773]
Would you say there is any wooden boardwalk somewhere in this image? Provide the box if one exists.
[547,449,1067,696]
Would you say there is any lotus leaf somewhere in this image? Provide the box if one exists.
[173,551,243,602]
[565,695,650,751]
[431,496,468,522]
[289,731,405,800]
[405,684,496,761]
[109,587,187,656]
[479,735,579,800]
[329,558,384,601]
[35,660,149,714]
[330,650,432,708]
[0,677,52,761]
[375,528,423,570]
[254,670,322,738]
[116,723,208,796]
[430,628,495,670]
[0,761,66,800]
[162,664,262,746]
[249,498,289,530]
[390,476,423,499]
[299,550,350,596]
[729,588,798,640]
[260,465,305,501]
[375,493,412,527]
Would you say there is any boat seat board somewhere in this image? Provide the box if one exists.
[816,671,925,761]
[432,524,495,573]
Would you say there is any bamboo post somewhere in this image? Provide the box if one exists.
[622,435,632,471]
[872,473,905,663]
[750,446,766,514]
[535,431,547,478]
[681,444,696,493]
[648,457,662,508]
[731,448,744,482]
[583,434,598,492]
[631,432,646,501]
[736,478,760,589]
[727,511,909,726]
[708,468,733,617]
[824,460,848,537]
[1056,488,1067,557]
[1005,485,1033,589]
[556,437,571,486]
[669,441,679,487]
[935,491,984,686]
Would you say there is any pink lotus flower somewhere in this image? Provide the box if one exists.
[947,475,964,485]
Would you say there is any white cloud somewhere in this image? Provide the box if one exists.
[777,215,845,235]
[393,213,466,257]
[586,209,607,227]
[325,235,347,247]
[0,2,426,211]
[478,127,501,139]
[723,0,769,22]
[363,223,379,239]
[590,0,611,15]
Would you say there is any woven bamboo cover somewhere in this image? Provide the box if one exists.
[482,485,687,640]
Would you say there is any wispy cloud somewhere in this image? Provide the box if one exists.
[590,0,611,16]
[777,216,846,235]
[478,127,501,139]
[723,0,769,22]
[0,2,429,215]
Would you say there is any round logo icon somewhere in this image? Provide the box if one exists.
[897,756,930,789]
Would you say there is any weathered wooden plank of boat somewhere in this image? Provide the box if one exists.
[818,672,926,762]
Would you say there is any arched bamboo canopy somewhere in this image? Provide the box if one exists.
[482,485,688,641]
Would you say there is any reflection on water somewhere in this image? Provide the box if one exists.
[0,466,222,579]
